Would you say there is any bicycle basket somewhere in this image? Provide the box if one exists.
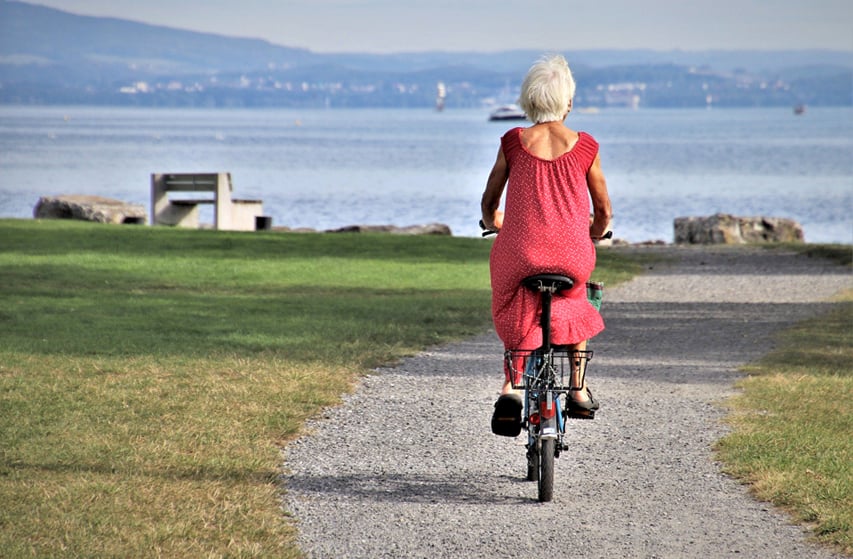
[505,349,593,391]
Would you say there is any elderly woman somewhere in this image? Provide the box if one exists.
[481,54,612,436]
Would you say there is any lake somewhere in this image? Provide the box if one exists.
[0,105,850,243]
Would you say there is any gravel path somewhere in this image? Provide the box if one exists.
[283,246,851,559]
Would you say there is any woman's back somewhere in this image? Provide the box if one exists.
[519,122,579,161]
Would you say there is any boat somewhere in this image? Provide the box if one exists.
[794,103,806,115]
[436,81,446,112]
[488,104,527,121]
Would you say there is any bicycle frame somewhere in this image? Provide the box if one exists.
[510,348,593,472]
[505,274,594,501]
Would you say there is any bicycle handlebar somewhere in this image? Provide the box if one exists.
[479,219,496,237]
[479,219,613,240]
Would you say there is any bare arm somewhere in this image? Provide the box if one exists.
[481,147,509,230]
[587,154,612,239]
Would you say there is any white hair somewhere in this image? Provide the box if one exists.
[518,54,576,123]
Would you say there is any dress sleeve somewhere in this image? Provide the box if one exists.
[575,132,600,172]
[500,127,523,163]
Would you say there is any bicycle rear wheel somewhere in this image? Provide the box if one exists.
[538,438,555,502]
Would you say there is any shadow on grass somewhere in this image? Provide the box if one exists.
[2,458,279,484]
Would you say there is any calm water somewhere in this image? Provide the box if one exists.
[1,105,851,243]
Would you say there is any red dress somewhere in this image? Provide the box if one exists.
[490,127,604,351]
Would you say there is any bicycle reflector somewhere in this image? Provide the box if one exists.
[540,395,557,419]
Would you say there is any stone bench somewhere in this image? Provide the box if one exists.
[151,173,265,231]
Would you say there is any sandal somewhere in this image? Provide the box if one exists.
[491,393,523,437]
[565,388,599,420]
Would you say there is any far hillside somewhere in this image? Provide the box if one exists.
[1,1,850,108]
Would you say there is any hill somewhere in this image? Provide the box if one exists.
[1,0,850,108]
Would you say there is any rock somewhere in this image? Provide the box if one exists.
[34,195,147,224]
[325,223,453,236]
[272,226,319,233]
[632,239,668,246]
[674,213,804,244]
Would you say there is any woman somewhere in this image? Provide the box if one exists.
[481,54,612,436]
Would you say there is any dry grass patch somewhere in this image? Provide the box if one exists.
[1,354,345,557]
[716,287,852,555]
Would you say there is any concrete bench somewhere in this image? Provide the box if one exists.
[150,173,265,231]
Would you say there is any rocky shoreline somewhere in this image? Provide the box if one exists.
[31,194,817,246]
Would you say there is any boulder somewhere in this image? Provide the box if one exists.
[325,223,453,236]
[674,213,804,244]
[34,195,147,224]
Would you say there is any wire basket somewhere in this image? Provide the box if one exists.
[505,349,593,391]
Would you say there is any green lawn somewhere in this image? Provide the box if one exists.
[0,219,641,558]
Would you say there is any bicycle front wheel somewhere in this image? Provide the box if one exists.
[538,438,555,502]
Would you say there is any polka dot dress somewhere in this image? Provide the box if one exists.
[490,127,605,351]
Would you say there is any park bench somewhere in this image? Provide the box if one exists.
[150,172,266,231]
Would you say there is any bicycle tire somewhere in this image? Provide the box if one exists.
[538,438,555,502]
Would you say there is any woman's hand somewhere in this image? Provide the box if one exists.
[480,210,503,234]
[492,210,504,230]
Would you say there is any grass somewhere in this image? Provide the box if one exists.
[715,245,852,555]
[0,219,643,558]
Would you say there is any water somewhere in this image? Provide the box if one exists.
[1,105,851,243]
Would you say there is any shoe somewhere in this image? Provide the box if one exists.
[565,388,599,420]
[491,393,523,437]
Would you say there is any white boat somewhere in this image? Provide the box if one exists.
[488,104,527,121]
[436,81,446,112]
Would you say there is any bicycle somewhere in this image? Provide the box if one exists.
[482,221,609,502]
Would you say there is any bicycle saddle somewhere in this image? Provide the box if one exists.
[522,274,574,293]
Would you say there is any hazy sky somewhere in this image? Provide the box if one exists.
[26,0,853,53]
